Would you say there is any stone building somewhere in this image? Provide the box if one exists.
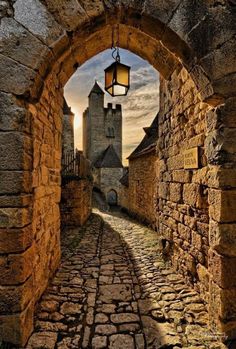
[0,1,235,344]
[62,97,74,155]
[120,115,159,228]
[61,98,92,227]
[83,82,123,204]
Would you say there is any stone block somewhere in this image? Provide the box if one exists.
[209,280,236,336]
[208,166,236,189]
[0,54,42,98]
[169,183,182,203]
[0,224,33,254]
[0,194,32,208]
[178,223,191,242]
[0,243,35,285]
[158,182,169,200]
[0,207,31,228]
[172,169,191,183]
[209,249,236,289]
[0,300,34,346]
[0,276,33,313]
[209,220,236,257]
[183,183,199,207]
[0,18,51,74]
[0,92,31,133]
[0,132,32,171]
[191,231,202,250]
[0,171,32,194]
[209,189,236,223]
[14,0,66,45]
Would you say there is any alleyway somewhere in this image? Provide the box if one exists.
[27,207,225,349]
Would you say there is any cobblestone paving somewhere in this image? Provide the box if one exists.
[27,208,226,349]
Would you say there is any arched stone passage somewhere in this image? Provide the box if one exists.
[107,189,118,206]
[0,0,235,345]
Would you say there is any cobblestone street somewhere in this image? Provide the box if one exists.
[27,208,225,349]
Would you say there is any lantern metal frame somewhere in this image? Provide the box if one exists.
[104,59,131,97]
[104,26,131,97]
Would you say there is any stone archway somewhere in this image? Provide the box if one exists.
[107,189,118,206]
[0,0,235,345]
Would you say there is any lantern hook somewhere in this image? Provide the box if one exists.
[111,25,120,62]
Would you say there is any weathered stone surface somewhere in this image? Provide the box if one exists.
[99,284,132,303]
[210,221,236,257]
[209,189,236,223]
[0,244,35,285]
[26,331,57,349]
[0,225,33,253]
[110,313,139,323]
[0,276,33,313]
[0,92,31,132]
[92,336,107,349]
[0,0,236,345]
[109,334,134,349]
[0,301,34,346]
[14,0,66,46]
[95,324,117,335]
[0,54,42,97]
[0,18,51,74]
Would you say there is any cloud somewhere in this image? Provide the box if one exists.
[64,48,159,163]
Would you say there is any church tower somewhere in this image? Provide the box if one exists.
[83,82,122,164]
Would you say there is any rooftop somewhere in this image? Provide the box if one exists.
[128,114,158,160]
[94,145,123,168]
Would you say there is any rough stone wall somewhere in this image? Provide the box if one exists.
[158,68,236,336]
[99,168,124,205]
[0,0,235,344]
[84,91,105,163]
[31,77,63,311]
[83,95,122,164]
[120,185,129,212]
[60,179,92,227]
[62,112,74,154]
[126,152,158,228]
[104,104,122,161]
[158,67,212,305]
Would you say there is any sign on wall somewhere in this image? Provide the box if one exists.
[184,147,199,169]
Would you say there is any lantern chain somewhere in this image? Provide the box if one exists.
[111,24,120,63]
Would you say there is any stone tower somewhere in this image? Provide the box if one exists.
[62,97,74,154]
[83,81,122,164]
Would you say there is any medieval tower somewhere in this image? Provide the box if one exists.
[83,82,122,164]
[83,82,123,205]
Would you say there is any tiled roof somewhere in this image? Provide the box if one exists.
[94,145,123,168]
[63,97,74,115]
[89,81,105,97]
[128,114,158,160]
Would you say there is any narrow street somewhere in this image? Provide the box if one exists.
[27,207,224,349]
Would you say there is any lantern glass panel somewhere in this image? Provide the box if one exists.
[113,85,127,95]
[105,66,114,89]
[116,64,129,86]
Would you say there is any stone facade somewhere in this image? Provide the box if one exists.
[60,178,92,227]
[120,116,159,228]
[124,153,158,228]
[83,82,122,164]
[0,0,235,345]
[62,98,74,155]
[83,83,123,205]
[157,68,232,336]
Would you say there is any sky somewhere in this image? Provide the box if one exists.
[64,48,159,164]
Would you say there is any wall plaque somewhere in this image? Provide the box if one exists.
[184,147,199,169]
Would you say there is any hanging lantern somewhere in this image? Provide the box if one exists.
[104,26,131,97]
[105,59,130,97]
